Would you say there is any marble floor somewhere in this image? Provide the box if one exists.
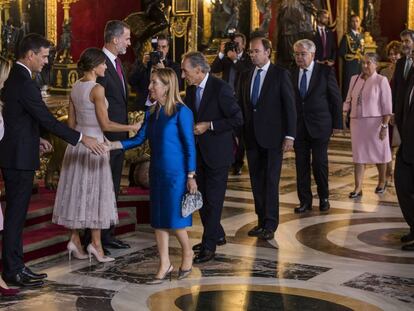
[1,135,413,311]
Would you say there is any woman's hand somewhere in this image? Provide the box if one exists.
[130,121,143,132]
[379,127,387,141]
[103,137,123,151]
[187,178,198,194]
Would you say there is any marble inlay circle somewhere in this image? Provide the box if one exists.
[358,227,411,249]
[326,223,414,257]
[296,217,414,264]
[147,284,381,311]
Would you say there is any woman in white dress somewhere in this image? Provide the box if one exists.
[52,48,140,262]
[0,55,19,295]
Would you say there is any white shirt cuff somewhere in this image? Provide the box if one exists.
[285,136,294,141]
[218,52,224,60]
[210,121,214,131]
[78,132,83,143]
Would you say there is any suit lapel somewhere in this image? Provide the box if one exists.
[197,76,214,120]
[305,63,319,98]
[256,64,273,106]
[105,56,126,100]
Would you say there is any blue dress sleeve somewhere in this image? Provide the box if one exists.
[177,105,196,172]
[121,110,150,150]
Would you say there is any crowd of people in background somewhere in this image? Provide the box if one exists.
[0,10,414,293]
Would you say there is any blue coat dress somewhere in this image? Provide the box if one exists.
[121,103,196,229]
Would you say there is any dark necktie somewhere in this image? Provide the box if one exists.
[251,68,262,106]
[195,86,202,111]
[321,28,327,59]
[115,58,124,82]
[300,69,308,99]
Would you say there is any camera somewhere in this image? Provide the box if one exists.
[150,50,163,65]
[224,28,239,55]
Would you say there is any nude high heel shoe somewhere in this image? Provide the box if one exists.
[86,244,115,263]
[146,264,173,285]
[67,241,88,261]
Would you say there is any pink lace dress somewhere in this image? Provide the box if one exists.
[52,80,118,229]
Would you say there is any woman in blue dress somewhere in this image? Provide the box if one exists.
[110,68,197,283]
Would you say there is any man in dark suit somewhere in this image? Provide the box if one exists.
[211,33,254,175]
[339,15,363,99]
[395,36,414,251]
[291,39,342,214]
[129,34,182,112]
[182,51,243,263]
[0,34,103,287]
[392,30,414,114]
[97,20,132,252]
[238,37,296,240]
[313,9,336,66]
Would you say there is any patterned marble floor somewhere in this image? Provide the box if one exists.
[1,135,413,311]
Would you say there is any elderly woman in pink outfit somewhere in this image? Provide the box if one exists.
[343,53,392,198]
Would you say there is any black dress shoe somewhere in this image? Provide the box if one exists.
[258,229,275,240]
[21,267,47,280]
[402,243,414,251]
[103,247,111,256]
[401,232,414,243]
[349,191,363,198]
[103,239,131,249]
[294,203,312,214]
[193,237,226,252]
[319,199,330,212]
[248,226,264,237]
[192,243,203,252]
[193,249,215,264]
[4,273,44,288]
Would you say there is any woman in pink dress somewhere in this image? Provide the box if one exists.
[52,48,140,262]
[343,53,392,198]
[0,55,19,296]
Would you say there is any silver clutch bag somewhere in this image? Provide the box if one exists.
[181,191,203,217]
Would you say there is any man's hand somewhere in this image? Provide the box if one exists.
[326,60,335,66]
[81,135,106,155]
[282,138,294,152]
[194,122,210,135]
[39,137,53,155]
[226,50,238,61]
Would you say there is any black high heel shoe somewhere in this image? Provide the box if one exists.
[375,182,388,194]
[177,267,192,280]
[349,191,363,198]
[146,264,173,285]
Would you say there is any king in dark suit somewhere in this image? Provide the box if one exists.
[0,34,102,288]
[96,20,132,252]
[394,30,414,250]
[291,39,342,214]
[182,51,243,263]
[238,37,296,240]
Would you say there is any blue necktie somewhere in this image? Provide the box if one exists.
[300,69,308,99]
[251,68,262,106]
[195,86,202,111]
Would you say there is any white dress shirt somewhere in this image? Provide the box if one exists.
[298,60,315,91]
[250,61,271,97]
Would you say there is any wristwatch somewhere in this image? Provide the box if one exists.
[187,174,196,179]
[380,123,388,129]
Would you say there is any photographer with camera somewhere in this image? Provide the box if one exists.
[211,32,253,175]
[129,34,182,111]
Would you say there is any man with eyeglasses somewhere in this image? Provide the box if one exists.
[291,39,342,214]
[237,37,296,240]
